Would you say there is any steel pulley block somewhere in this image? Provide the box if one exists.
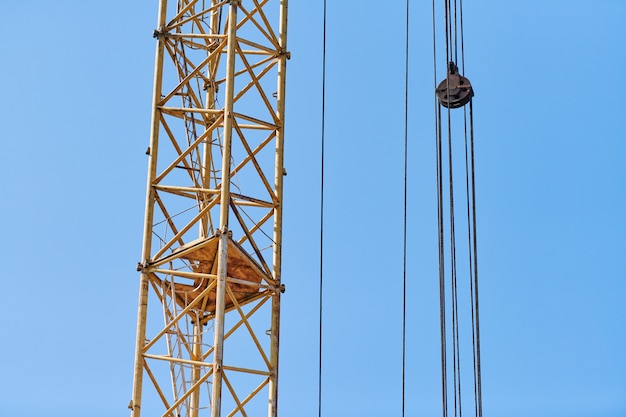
[436,62,474,109]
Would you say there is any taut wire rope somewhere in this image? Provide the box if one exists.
[469,100,483,417]
[434,0,483,416]
[402,1,410,416]
[436,106,449,417]
[318,0,327,415]
[316,2,482,416]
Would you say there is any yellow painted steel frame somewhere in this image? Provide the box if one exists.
[130,1,288,416]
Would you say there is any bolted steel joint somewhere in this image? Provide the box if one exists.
[136,260,150,272]
[152,27,168,39]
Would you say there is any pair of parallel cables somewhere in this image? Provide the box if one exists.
[318,1,482,416]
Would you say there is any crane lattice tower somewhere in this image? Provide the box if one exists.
[129,1,289,416]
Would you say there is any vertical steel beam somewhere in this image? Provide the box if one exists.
[211,227,229,417]
[194,3,222,415]
[211,2,239,416]
[130,1,168,416]
[268,1,288,416]
[190,320,202,417]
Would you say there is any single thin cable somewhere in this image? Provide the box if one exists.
[459,0,465,72]
[436,105,448,417]
[454,0,459,64]
[318,0,327,416]
[402,1,410,416]
[444,0,451,64]
[432,0,438,92]
[469,101,483,417]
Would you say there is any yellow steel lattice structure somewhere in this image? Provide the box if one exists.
[130,1,288,416]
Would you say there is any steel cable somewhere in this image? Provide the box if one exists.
[436,0,483,416]
[402,0,410,416]
[318,0,327,416]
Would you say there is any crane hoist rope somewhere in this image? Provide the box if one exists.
[433,0,483,416]
[315,1,483,416]
[317,1,327,416]
[402,1,410,416]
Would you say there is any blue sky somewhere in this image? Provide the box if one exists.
[0,1,624,417]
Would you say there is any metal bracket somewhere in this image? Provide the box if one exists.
[136,260,150,272]
[153,27,168,39]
